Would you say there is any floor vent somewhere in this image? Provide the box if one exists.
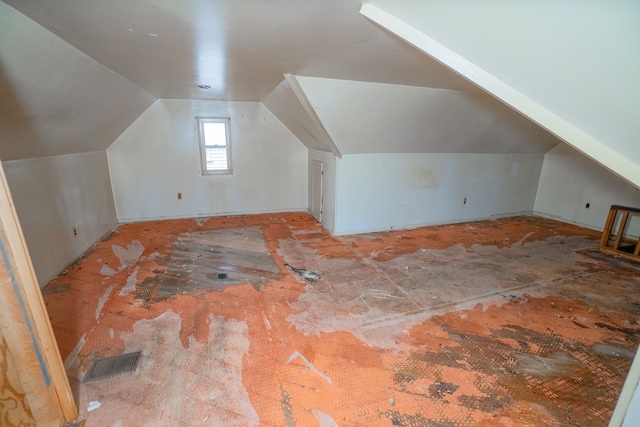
[83,351,141,382]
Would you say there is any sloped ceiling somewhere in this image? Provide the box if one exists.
[361,0,640,187]
[0,2,156,161]
[3,0,632,167]
[294,76,559,155]
[3,0,477,101]
[262,76,339,155]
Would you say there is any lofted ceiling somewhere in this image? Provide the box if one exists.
[0,2,156,161]
[6,0,634,171]
[362,0,640,187]
[293,76,560,155]
[3,0,477,101]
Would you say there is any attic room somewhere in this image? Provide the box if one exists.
[1,0,639,426]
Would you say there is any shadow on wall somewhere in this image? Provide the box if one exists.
[0,58,36,162]
[0,60,39,427]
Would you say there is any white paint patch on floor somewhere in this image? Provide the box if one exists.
[263,314,272,330]
[513,231,535,246]
[95,284,115,319]
[112,240,145,270]
[312,409,339,427]
[194,217,209,227]
[285,235,600,352]
[64,333,86,379]
[141,251,160,261]
[287,351,332,384]
[75,310,259,426]
[119,265,139,296]
[100,264,117,276]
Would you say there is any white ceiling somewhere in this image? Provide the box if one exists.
[4,0,478,101]
[0,2,156,161]
[294,77,560,155]
[363,0,640,187]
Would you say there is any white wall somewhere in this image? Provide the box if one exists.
[535,144,640,232]
[108,99,308,222]
[2,151,117,285]
[621,376,640,427]
[334,153,543,235]
[262,79,336,153]
[308,149,338,234]
[297,76,559,155]
[0,1,155,161]
[362,1,640,187]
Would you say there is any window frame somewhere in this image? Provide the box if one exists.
[196,116,232,175]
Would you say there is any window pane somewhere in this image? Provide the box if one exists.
[205,147,228,170]
[203,122,227,146]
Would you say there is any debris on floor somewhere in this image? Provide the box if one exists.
[86,401,101,412]
[285,263,321,282]
[41,213,640,426]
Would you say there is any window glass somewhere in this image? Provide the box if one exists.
[197,117,231,175]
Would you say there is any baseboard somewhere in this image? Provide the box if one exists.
[40,209,311,285]
[531,210,603,233]
[42,210,591,286]
[117,207,308,224]
[333,211,535,236]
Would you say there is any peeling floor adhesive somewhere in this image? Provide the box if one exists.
[63,333,86,383]
[347,289,406,317]
[287,351,332,384]
[112,240,144,270]
[312,408,339,427]
[100,264,116,276]
[513,231,535,246]
[95,285,115,319]
[194,217,208,227]
[42,213,640,426]
[263,314,272,330]
[119,265,139,296]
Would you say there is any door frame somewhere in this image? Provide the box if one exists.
[310,160,323,223]
[0,162,77,425]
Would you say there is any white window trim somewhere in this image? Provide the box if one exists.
[197,116,232,175]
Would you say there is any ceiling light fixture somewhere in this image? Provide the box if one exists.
[197,85,211,89]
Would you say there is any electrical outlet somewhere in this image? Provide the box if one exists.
[73,227,77,237]
[177,192,182,200]
[463,197,467,205]
[585,203,590,208]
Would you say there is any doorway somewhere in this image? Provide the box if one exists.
[310,160,323,222]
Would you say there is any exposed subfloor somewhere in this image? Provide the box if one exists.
[42,213,640,426]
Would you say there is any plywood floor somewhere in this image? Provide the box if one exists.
[42,213,640,426]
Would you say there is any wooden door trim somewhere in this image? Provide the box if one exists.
[0,163,78,424]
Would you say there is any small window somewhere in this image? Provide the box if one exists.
[197,117,232,174]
